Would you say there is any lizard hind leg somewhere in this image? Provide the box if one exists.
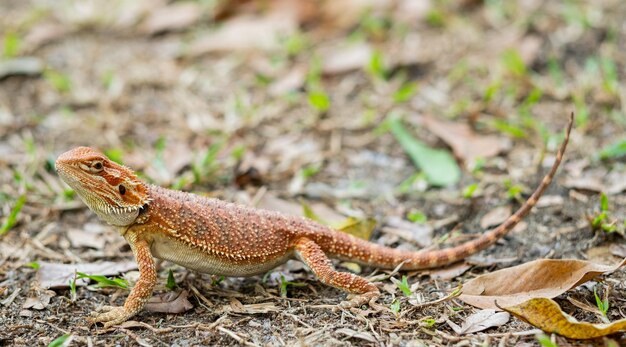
[294,238,380,309]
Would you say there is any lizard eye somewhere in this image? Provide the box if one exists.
[90,161,104,172]
[119,185,126,195]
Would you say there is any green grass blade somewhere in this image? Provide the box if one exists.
[389,118,460,186]
[0,195,26,235]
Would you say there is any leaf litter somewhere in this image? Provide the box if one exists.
[2,0,626,345]
[458,258,626,310]
[502,298,626,339]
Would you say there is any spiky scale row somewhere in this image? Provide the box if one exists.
[55,113,573,327]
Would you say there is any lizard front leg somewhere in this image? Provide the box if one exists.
[294,238,380,308]
[91,233,157,328]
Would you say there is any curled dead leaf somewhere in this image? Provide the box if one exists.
[22,290,56,310]
[421,115,506,167]
[458,258,626,309]
[448,309,510,335]
[501,298,626,339]
[335,328,377,343]
[144,290,193,314]
[141,3,202,35]
[36,261,137,289]
[188,14,297,55]
[428,262,472,281]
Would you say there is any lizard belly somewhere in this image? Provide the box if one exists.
[149,233,293,277]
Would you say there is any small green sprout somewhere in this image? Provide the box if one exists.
[230,144,246,161]
[462,183,479,199]
[491,119,527,138]
[366,50,387,80]
[307,90,330,113]
[500,48,527,77]
[0,195,26,235]
[503,179,524,200]
[279,275,306,297]
[166,269,177,290]
[393,82,417,103]
[212,275,225,286]
[598,138,626,160]
[48,334,72,347]
[590,193,622,234]
[3,31,21,58]
[44,69,72,93]
[407,210,427,224]
[390,299,401,313]
[421,318,436,327]
[283,32,307,57]
[425,9,445,27]
[26,261,40,270]
[594,286,609,317]
[600,193,609,212]
[69,273,77,302]
[76,272,128,289]
[396,275,412,297]
[63,189,75,200]
[535,333,558,347]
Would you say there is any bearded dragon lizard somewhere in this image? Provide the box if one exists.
[55,114,573,327]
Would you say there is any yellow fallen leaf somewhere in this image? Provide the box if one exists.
[334,217,377,240]
[458,258,626,309]
[300,200,377,240]
[501,298,626,339]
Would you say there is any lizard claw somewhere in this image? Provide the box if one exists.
[338,291,381,310]
[89,306,134,328]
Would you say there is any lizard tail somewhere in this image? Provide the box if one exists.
[314,113,573,270]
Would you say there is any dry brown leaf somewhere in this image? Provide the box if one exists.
[563,176,604,192]
[566,296,608,322]
[268,66,306,96]
[1,288,21,306]
[36,261,137,289]
[535,195,564,208]
[141,3,202,35]
[320,0,392,31]
[144,290,193,314]
[479,206,512,229]
[610,244,626,258]
[255,193,345,224]
[23,22,69,51]
[605,171,626,195]
[421,115,505,166]
[448,309,510,335]
[321,44,372,75]
[189,14,297,55]
[563,171,626,195]
[382,216,433,248]
[586,246,622,266]
[67,229,106,249]
[22,290,56,310]
[0,58,43,79]
[466,255,518,267]
[219,298,280,314]
[394,0,431,22]
[335,328,378,343]
[458,258,626,309]
[428,262,472,281]
[502,298,626,339]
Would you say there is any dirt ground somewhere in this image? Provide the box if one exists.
[1,0,626,346]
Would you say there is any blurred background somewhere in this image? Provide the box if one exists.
[1,0,626,345]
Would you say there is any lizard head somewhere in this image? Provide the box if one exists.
[56,147,150,226]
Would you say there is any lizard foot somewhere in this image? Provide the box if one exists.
[338,291,381,310]
[89,306,134,328]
